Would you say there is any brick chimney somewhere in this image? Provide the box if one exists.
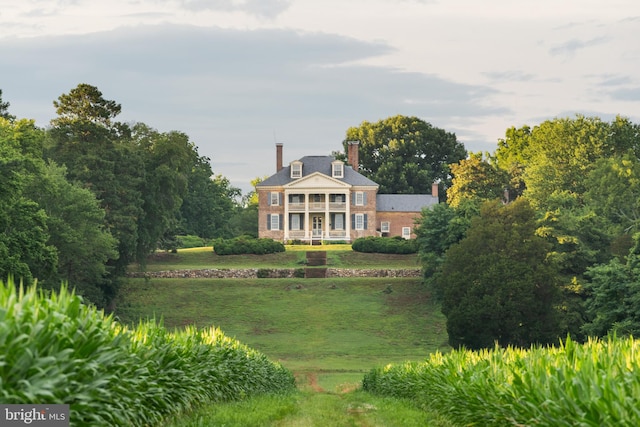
[347,141,360,171]
[432,182,439,199]
[276,143,283,172]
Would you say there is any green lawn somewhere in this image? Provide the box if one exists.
[129,245,420,272]
[117,277,447,386]
[118,248,453,425]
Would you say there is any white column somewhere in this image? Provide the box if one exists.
[283,190,289,242]
[324,191,330,239]
[346,190,351,241]
[304,191,310,241]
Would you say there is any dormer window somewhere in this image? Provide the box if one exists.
[332,161,344,178]
[291,161,302,178]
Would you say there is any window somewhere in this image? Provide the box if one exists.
[291,162,302,178]
[330,194,345,203]
[332,162,344,178]
[291,214,301,230]
[270,192,280,206]
[271,214,280,230]
[381,221,390,233]
[333,213,344,230]
[355,192,364,206]
[402,227,411,239]
[352,213,367,230]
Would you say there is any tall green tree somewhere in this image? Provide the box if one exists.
[47,84,143,302]
[0,118,57,285]
[179,153,239,239]
[438,199,561,349]
[447,152,509,207]
[585,154,640,235]
[0,89,15,121]
[496,116,637,211]
[24,162,118,305]
[130,124,193,259]
[582,234,640,337]
[342,115,466,194]
[415,200,479,287]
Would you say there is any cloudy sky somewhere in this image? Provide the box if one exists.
[1,0,639,193]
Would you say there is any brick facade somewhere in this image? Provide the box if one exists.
[256,145,437,243]
[376,211,422,239]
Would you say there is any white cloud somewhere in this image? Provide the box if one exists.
[1,0,640,192]
[0,24,505,191]
[177,0,293,17]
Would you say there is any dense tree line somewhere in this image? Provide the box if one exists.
[0,85,246,307]
[417,115,640,349]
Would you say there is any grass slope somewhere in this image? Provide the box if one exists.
[118,246,453,425]
[118,277,448,381]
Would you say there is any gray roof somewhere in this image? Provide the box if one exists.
[376,194,438,212]
[257,155,378,187]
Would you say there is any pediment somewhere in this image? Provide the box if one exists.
[284,172,351,189]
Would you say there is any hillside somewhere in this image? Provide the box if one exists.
[118,246,446,392]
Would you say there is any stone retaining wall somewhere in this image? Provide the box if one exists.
[326,268,421,278]
[127,268,421,279]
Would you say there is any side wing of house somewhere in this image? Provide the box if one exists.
[375,194,439,239]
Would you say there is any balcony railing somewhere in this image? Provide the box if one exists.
[288,202,347,211]
[287,230,348,241]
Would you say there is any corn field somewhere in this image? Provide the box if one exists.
[0,279,295,426]
[362,335,640,426]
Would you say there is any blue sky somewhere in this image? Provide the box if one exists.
[1,0,639,193]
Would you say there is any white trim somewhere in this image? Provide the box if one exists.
[291,162,302,178]
[332,161,344,178]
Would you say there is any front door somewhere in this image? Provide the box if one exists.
[312,216,323,237]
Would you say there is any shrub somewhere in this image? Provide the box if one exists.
[176,234,207,249]
[213,237,285,255]
[352,236,418,254]
[0,279,295,426]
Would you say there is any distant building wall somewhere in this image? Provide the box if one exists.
[376,211,422,239]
